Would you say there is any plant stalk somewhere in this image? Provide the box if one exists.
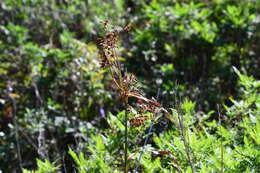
[177,114,195,173]
[124,107,128,173]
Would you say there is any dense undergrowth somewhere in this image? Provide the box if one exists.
[24,71,260,172]
[0,0,259,172]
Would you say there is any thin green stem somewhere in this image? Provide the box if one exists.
[177,114,195,173]
[124,107,128,173]
[217,104,224,173]
[221,140,224,173]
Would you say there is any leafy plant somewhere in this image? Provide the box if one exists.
[23,159,59,173]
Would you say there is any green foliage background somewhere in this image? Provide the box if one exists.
[0,0,259,172]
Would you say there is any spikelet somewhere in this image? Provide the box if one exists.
[129,115,149,127]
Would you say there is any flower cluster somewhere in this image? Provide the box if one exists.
[98,22,171,127]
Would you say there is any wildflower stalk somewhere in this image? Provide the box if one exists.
[98,22,173,171]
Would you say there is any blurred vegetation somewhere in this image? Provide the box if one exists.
[0,0,259,172]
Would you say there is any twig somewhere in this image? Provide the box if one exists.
[38,122,47,160]
[33,82,48,160]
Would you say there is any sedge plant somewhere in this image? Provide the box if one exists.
[98,21,173,172]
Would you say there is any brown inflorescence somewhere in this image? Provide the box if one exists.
[98,21,171,127]
[129,115,149,127]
